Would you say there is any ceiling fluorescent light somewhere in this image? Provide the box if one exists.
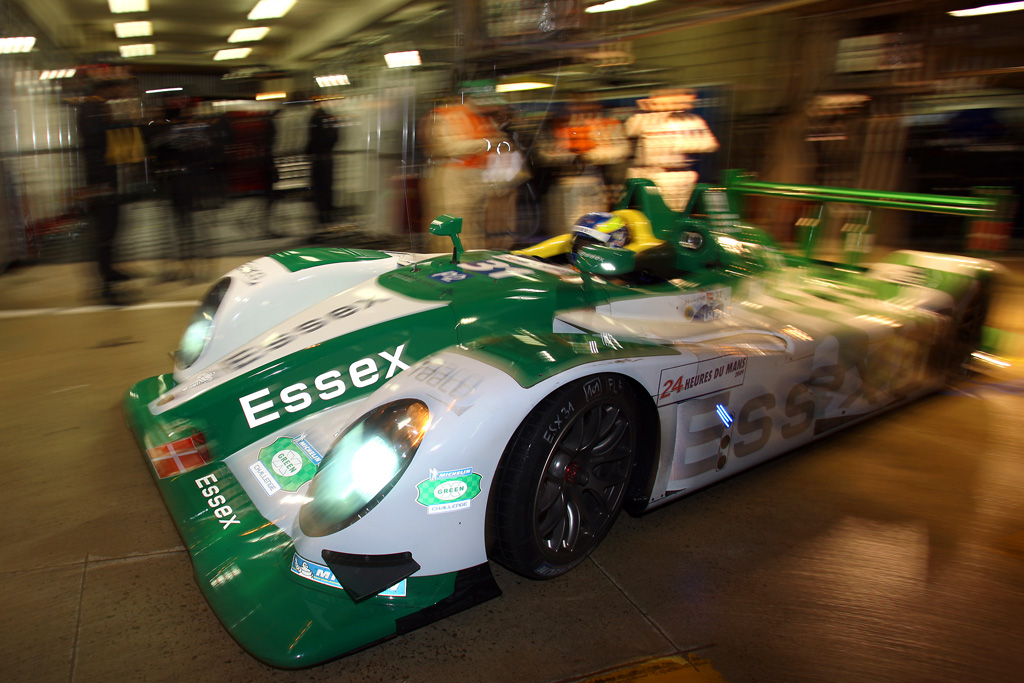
[0,37,35,54]
[214,48,252,61]
[108,0,149,13]
[229,27,270,43]
[256,92,286,100]
[949,2,1024,16]
[316,74,350,87]
[384,50,420,68]
[40,69,76,80]
[248,0,296,20]
[115,21,152,38]
[119,43,155,58]
[496,82,553,92]
[145,87,183,94]
[586,0,657,13]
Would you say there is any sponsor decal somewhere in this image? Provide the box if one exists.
[410,360,481,401]
[184,372,215,391]
[416,467,482,514]
[195,473,241,529]
[238,343,409,429]
[496,254,575,276]
[658,354,747,406]
[430,270,473,283]
[236,262,267,285]
[457,259,534,280]
[290,553,407,597]
[680,288,730,322]
[249,436,323,495]
[224,297,391,372]
[703,189,742,233]
[872,263,933,288]
[146,434,210,479]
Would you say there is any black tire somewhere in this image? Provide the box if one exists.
[949,283,990,371]
[489,374,637,579]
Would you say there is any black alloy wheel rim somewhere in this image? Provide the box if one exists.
[532,398,634,562]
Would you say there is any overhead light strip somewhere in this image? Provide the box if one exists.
[316,74,350,87]
[0,37,36,54]
[229,27,270,43]
[496,82,553,92]
[586,0,657,13]
[384,50,420,68]
[115,21,152,38]
[120,43,155,57]
[145,87,183,94]
[108,0,149,13]
[214,48,252,61]
[248,0,296,20]
[949,2,1024,16]
[40,69,77,80]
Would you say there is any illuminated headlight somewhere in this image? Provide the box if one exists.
[176,278,230,369]
[299,399,430,537]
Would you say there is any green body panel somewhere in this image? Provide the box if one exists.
[268,247,392,272]
[125,376,460,669]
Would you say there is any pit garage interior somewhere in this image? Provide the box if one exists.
[3,0,1024,681]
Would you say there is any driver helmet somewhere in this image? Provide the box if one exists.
[570,212,628,264]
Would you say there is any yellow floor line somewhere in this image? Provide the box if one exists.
[575,654,729,683]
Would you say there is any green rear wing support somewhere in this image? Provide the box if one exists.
[721,169,1011,262]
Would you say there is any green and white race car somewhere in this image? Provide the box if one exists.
[125,173,1000,668]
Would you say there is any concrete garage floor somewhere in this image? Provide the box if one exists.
[2,254,1024,683]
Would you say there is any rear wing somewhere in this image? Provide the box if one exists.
[721,170,1011,260]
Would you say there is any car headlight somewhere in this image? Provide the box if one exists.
[176,278,230,370]
[299,399,430,537]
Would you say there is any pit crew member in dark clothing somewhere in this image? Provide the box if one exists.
[77,78,129,304]
[306,100,339,233]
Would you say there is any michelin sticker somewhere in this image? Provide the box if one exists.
[416,467,482,514]
[291,553,407,597]
[249,436,323,496]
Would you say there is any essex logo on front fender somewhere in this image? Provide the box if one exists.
[238,343,409,428]
[195,473,241,529]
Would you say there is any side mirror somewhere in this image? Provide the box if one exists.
[575,244,636,277]
[429,214,465,263]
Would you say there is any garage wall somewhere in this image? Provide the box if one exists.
[631,13,804,116]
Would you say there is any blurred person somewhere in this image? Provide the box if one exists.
[306,99,339,236]
[625,88,718,211]
[535,97,631,234]
[77,77,131,305]
[149,102,216,281]
[421,82,508,252]
[482,101,530,249]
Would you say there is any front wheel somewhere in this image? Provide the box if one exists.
[489,375,637,579]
